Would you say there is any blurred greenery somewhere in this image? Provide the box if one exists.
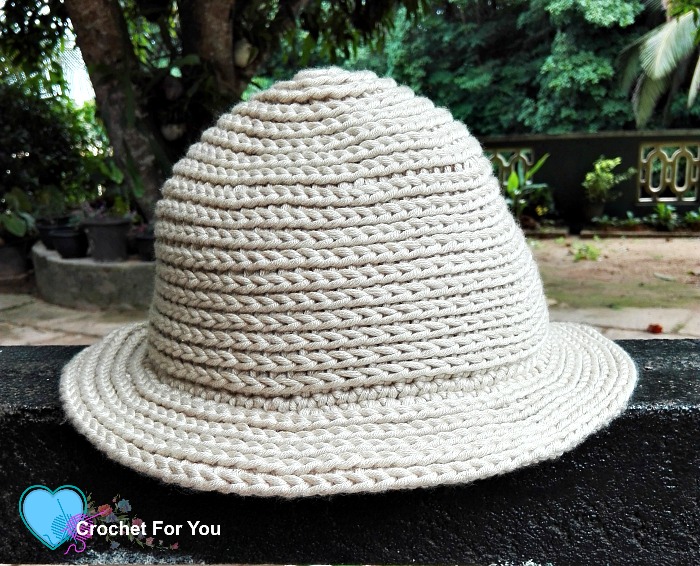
[1,0,700,226]
[0,0,428,216]
[0,46,123,237]
[260,0,700,134]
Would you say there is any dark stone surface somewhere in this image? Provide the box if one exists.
[0,340,698,565]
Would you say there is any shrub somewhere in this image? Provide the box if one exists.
[572,242,601,262]
[582,156,636,204]
[683,208,700,229]
[0,81,120,236]
[646,203,679,231]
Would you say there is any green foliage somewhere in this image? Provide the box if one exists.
[582,156,636,203]
[591,214,617,227]
[592,211,644,228]
[683,207,700,226]
[520,30,637,132]
[262,0,663,134]
[546,0,643,27]
[620,210,643,227]
[0,0,427,219]
[0,76,120,236]
[0,187,35,238]
[621,1,700,125]
[647,203,680,230]
[572,242,601,261]
[0,0,69,77]
[504,154,554,222]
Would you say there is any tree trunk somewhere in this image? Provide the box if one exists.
[65,0,314,221]
[179,0,237,95]
[64,0,165,220]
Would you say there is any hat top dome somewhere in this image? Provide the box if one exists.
[149,67,549,408]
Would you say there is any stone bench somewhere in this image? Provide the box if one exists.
[0,340,697,564]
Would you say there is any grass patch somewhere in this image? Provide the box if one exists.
[571,243,601,262]
[539,271,700,309]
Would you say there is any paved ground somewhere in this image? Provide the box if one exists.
[0,292,697,345]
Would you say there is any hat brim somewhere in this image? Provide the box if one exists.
[60,322,636,497]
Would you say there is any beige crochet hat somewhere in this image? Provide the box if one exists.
[61,68,637,498]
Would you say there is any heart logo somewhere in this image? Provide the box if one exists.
[19,485,87,550]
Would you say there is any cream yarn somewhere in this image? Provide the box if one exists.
[60,68,637,497]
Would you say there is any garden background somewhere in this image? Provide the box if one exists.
[0,0,698,343]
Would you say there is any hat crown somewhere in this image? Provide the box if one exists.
[148,68,549,407]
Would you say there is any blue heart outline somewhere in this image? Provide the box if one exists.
[19,485,88,550]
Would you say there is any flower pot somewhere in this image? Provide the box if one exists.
[36,216,71,250]
[50,228,88,259]
[0,241,29,279]
[583,202,605,223]
[135,234,156,262]
[83,218,131,262]
[126,231,138,255]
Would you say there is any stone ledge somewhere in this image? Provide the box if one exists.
[0,340,698,565]
[31,243,155,310]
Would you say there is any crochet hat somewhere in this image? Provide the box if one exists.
[61,68,637,498]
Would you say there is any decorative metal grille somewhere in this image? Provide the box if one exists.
[485,148,534,189]
[638,143,699,203]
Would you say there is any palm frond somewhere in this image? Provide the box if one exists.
[644,0,665,11]
[632,72,672,126]
[618,40,642,93]
[688,55,700,107]
[640,12,697,80]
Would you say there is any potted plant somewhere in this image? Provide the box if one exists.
[504,153,552,227]
[82,199,135,262]
[684,209,700,232]
[51,226,89,259]
[0,187,35,279]
[50,212,89,259]
[34,186,71,250]
[582,156,636,222]
[132,223,156,261]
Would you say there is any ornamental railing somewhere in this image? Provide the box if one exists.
[484,147,534,189]
[480,130,700,222]
[638,142,699,203]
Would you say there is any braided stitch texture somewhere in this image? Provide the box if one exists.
[60,68,637,497]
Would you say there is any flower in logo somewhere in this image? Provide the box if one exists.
[116,499,131,512]
[97,504,112,516]
[82,493,178,552]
